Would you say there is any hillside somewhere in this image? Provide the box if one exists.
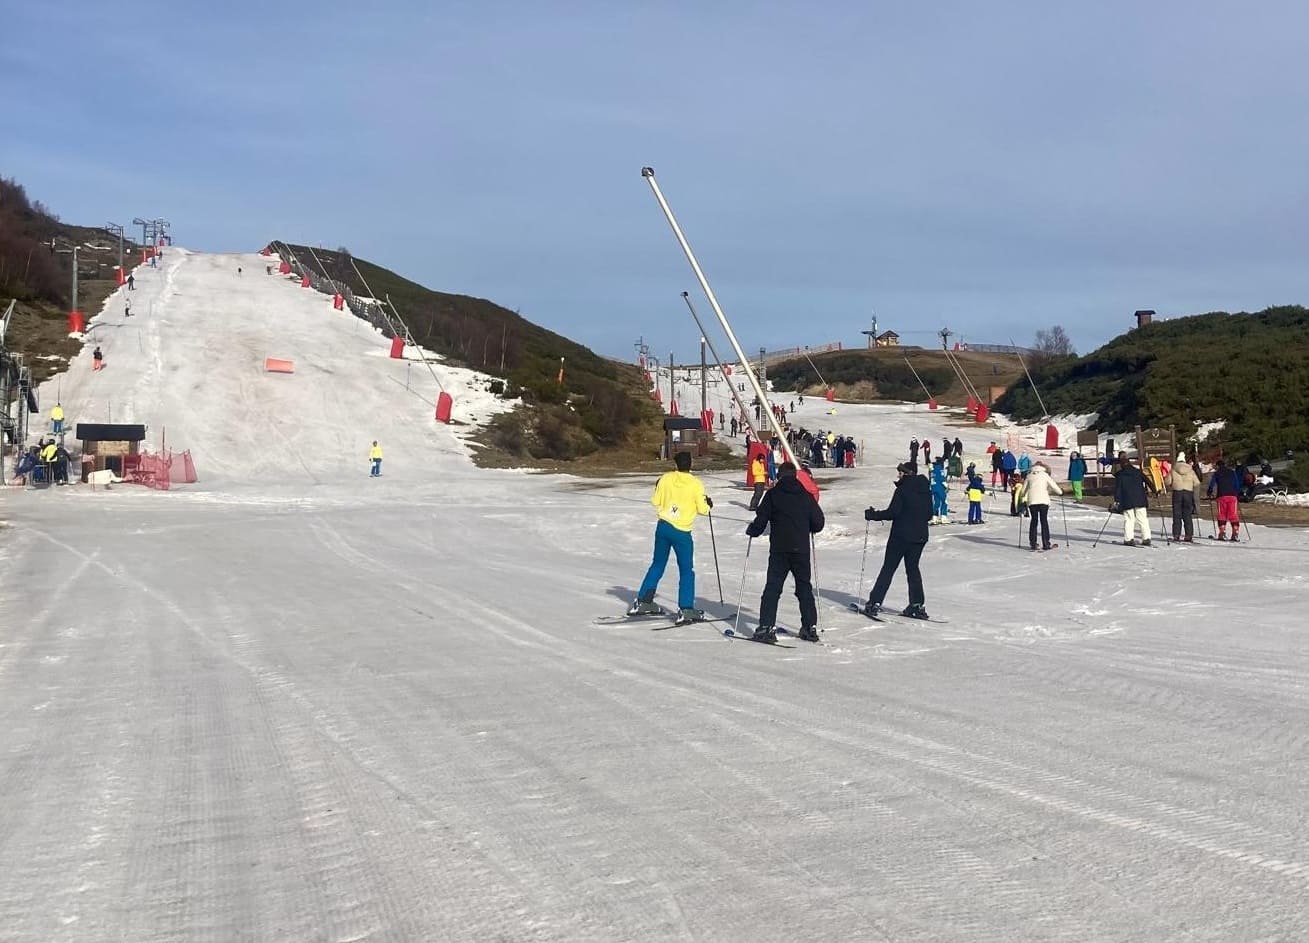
[0,177,139,384]
[994,306,1309,462]
[273,242,667,466]
[765,347,1026,406]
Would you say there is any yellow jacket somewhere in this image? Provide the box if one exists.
[369,445,383,460]
[41,443,57,461]
[651,470,710,532]
[51,405,64,421]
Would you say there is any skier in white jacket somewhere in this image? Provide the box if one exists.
[1024,461,1063,550]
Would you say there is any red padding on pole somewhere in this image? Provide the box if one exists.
[389,336,405,359]
[300,275,311,288]
[333,294,344,310]
[1044,424,1059,449]
[68,311,85,334]
[435,391,453,423]
[927,398,938,410]
[975,403,990,423]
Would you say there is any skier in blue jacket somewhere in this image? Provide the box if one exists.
[930,458,950,524]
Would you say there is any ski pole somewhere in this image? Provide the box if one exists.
[1092,506,1114,548]
[810,533,821,631]
[707,510,724,604]
[855,520,870,597]
[1058,495,1070,548]
[733,537,753,636]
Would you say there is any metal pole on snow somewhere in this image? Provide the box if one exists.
[680,292,760,442]
[641,167,794,464]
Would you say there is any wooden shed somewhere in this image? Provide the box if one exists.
[76,423,146,480]
[663,416,709,458]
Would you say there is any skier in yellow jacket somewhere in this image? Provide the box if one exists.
[629,451,713,624]
[369,441,383,477]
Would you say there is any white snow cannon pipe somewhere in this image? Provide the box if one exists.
[640,167,794,463]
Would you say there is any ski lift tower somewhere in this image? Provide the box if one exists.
[938,326,953,350]
[861,313,879,349]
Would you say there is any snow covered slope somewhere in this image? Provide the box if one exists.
[39,248,513,488]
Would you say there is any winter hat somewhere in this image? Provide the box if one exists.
[1177,451,1187,462]
[896,462,917,475]
[778,462,797,478]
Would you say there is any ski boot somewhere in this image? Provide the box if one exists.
[797,625,820,643]
[751,624,778,644]
[627,595,662,617]
[901,603,931,620]
[673,608,704,626]
[862,601,882,619]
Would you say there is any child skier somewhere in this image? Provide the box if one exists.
[966,463,985,524]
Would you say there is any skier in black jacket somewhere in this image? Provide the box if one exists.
[863,462,934,619]
[1112,454,1155,546]
[746,462,825,644]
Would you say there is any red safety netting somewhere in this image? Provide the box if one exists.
[123,449,199,490]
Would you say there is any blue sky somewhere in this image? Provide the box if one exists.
[5,2,1307,362]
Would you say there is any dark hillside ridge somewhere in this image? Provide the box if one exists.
[995,305,1309,461]
[1,177,140,383]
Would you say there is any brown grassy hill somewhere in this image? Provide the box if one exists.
[768,346,1026,406]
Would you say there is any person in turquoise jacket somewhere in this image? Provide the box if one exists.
[1017,451,1033,474]
[1067,451,1088,501]
[930,458,950,524]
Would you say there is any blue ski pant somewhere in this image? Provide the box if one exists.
[370,459,382,476]
[933,493,948,516]
[968,500,982,523]
[638,519,695,609]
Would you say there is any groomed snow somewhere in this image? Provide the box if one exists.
[2,251,1307,941]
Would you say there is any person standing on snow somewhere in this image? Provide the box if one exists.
[965,464,986,524]
[1024,460,1063,550]
[1168,451,1200,542]
[369,441,383,477]
[1067,451,1087,502]
[862,462,934,620]
[1114,454,1155,546]
[1205,458,1243,541]
[1000,449,1018,489]
[930,458,950,524]
[127,273,135,290]
[909,436,920,466]
[990,444,1005,488]
[50,403,65,435]
[747,452,767,510]
[953,437,964,458]
[1017,451,1032,474]
[92,346,104,371]
[745,461,825,644]
[629,451,713,624]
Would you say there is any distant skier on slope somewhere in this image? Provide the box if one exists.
[745,461,825,644]
[628,451,712,624]
[369,441,383,477]
[92,346,104,371]
[861,462,934,620]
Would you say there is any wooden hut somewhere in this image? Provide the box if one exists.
[76,423,146,481]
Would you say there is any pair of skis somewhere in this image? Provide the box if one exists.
[846,602,949,625]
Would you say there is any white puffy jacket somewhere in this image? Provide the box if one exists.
[1023,465,1063,506]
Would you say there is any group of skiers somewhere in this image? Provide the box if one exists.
[626,433,1275,643]
[629,449,934,645]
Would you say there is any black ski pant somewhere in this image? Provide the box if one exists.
[869,538,926,607]
[748,482,766,510]
[758,549,817,629]
[1172,491,1196,539]
[1028,504,1051,547]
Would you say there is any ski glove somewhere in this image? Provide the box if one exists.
[705,496,713,509]
[1108,502,1121,514]
[864,507,877,521]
